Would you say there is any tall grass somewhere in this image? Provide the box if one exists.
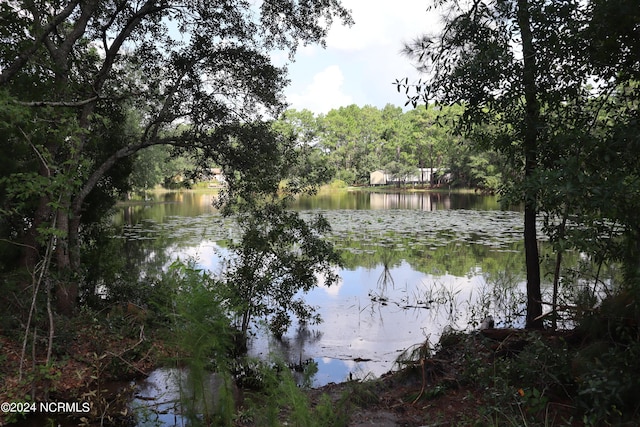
[158,260,236,426]
[141,259,352,426]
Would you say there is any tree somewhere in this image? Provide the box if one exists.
[379,104,413,176]
[576,0,640,284]
[221,198,341,340]
[273,109,335,187]
[0,1,352,316]
[210,122,341,341]
[321,104,384,184]
[399,0,600,328]
[276,109,322,147]
[405,105,449,186]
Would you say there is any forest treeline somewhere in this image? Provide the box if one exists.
[276,104,505,190]
[131,103,505,192]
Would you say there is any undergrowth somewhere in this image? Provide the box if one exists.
[398,294,640,427]
[240,360,350,427]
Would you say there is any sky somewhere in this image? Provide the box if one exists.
[276,1,442,115]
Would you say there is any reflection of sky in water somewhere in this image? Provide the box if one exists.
[113,194,543,426]
[312,357,357,386]
[132,368,187,427]
[133,236,524,388]
[132,368,228,427]
[117,199,530,388]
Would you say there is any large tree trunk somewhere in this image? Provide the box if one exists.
[517,0,543,329]
[524,204,542,328]
[16,154,55,307]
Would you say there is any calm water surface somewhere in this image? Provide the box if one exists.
[113,190,547,389]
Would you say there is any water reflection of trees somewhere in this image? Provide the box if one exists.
[81,224,176,307]
[292,191,502,211]
[376,249,396,291]
[104,198,607,333]
[338,237,600,331]
[340,238,527,278]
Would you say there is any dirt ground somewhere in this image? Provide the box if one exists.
[303,328,584,427]
[307,369,484,427]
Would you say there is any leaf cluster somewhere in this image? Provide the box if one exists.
[221,197,342,339]
[398,0,640,291]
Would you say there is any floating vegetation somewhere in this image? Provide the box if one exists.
[120,209,538,255]
[300,209,535,251]
[117,208,540,280]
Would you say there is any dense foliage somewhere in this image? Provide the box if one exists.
[397,0,640,331]
[221,199,341,340]
[0,2,350,416]
[125,103,507,193]
[271,104,507,190]
[0,1,350,317]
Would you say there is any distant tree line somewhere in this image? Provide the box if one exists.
[127,103,507,193]
[271,104,507,191]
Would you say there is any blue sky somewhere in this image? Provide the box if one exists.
[275,1,442,115]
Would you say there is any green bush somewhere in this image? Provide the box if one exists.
[329,179,348,189]
[244,360,349,427]
[576,341,640,425]
[334,170,355,185]
[161,260,237,425]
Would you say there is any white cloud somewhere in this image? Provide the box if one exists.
[325,1,439,52]
[281,1,444,113]
[287,65,353,114]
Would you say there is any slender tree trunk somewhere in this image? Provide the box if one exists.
[517,0,543,329]
[241,309,252,341]
[551,213,568,331]
[19,196,50,282]
[18,155,54,297]
[69,214,82,271]
[54,204,78,317]
[429,144,434,187]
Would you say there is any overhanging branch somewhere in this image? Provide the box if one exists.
[0,1,80,85]
[71,136,195,217]
[13,96,101,107]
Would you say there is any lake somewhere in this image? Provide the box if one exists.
[113,190,564,388]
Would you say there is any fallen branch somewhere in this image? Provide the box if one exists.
[104,326,148,376]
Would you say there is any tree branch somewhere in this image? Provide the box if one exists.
[71,136,193,217]
[56,0,100,70]
[0,1,80,85]
[13,97,101,107]
[93,1,171,92]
